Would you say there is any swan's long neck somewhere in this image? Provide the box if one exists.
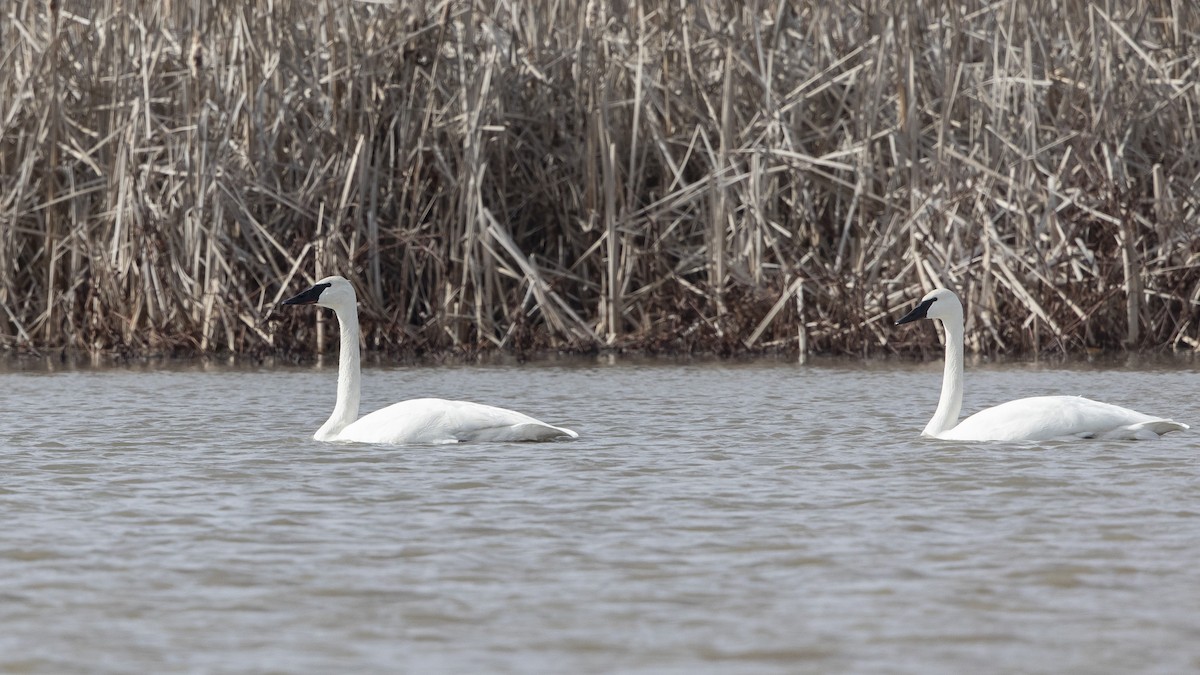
[925,316,964,436]
[315,304,362,440]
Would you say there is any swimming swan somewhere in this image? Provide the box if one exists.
[896,288,1187,441]
[282,276,578,444]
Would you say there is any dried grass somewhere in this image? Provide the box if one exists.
[2,0,1199,358]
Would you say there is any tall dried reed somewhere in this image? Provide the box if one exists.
[2,0,1198,358]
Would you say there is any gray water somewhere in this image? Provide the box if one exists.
[2,356,1199,674]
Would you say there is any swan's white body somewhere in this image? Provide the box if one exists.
[283,276,578,444]
[897,288,1187,442]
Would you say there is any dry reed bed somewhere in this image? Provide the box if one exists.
[1,0,1198,358]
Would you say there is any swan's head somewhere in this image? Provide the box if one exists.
[282,275,357,312]
[896,288,963,325]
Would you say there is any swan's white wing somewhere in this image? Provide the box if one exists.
[336,398,577,444]
[936,395,1187,442]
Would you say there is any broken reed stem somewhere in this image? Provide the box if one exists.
[797,281,808,365]
[1,0,1199,358]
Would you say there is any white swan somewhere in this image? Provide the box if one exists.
[896,288,1187,441]
[282,276,578,444]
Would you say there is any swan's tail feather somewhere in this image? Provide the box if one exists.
[1103,419,1189,440]
[500,423,578,442]
[534,424,579,441]
[1139,419,1188,434]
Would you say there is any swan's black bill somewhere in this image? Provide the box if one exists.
[282,282,330,306]
[896,297,936,325]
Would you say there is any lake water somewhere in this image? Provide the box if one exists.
[2,355,1198,673]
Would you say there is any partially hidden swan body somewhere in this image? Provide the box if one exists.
[896,288,1187,441]
[283,276,578,444]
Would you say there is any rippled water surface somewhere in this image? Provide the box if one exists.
[3,355,1199,673]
